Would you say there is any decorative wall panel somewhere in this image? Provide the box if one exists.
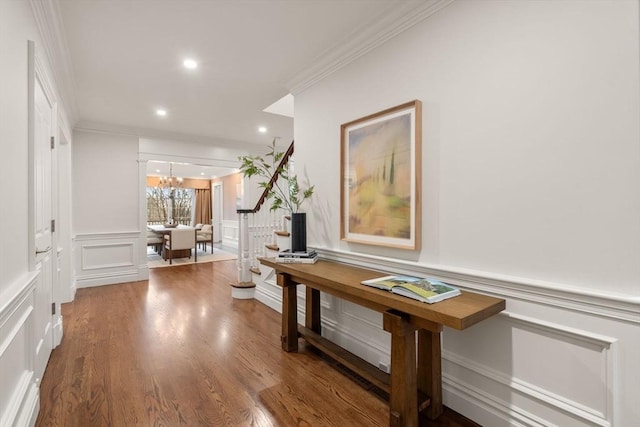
[221,220,239,249]
[0,273,39,427]
[74,232,144,288]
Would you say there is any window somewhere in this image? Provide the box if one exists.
[146,187,194,225]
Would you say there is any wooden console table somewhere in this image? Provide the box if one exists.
[260,258,505,427]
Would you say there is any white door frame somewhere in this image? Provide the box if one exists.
[55,124,74,304]
[213,182,223,243]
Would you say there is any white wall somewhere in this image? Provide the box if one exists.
[70,132,260,288]
[73,130,140,233]
[0,0,38,289]
[72,130,146,287]
[290,1,640,425]
[0,1,70,425]
[299,0,640,295]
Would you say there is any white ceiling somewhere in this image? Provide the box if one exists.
[54,0,434,177]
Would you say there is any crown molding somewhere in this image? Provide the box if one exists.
[29,0,79,125]
[286,0,455,95]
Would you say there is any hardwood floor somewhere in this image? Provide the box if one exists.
[36,261,480,427]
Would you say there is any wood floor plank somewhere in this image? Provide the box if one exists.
[36,260,480,427]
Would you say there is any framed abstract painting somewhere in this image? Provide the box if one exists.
[340,100,421,250]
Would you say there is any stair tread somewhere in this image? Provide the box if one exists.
[231,281,256,288]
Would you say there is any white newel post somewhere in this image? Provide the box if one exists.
[237,210,252,283]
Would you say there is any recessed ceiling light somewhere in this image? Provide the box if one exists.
[183,59,198,69]
[156,109,167,117]
[156,169,161,173]
[258,126,267,133]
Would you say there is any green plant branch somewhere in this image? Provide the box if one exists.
[238,138,314,213]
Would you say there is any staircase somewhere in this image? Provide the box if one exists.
[232,141,295,299]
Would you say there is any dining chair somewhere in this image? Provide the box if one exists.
[196,224,214,253]
[147,230,163,253]
[164,228,197,264]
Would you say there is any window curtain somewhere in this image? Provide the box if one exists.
[194,188,212,225]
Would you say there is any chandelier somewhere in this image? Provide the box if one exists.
[157,163,183,225]
[158,163,183,195]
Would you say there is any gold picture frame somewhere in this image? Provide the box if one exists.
[340,100,421,250]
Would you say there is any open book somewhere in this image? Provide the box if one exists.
[361,275,460,304]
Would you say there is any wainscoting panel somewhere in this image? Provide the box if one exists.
[253,248,639,426]
[442,312,616,427]
[221,220,239,250]
[0,272,40,427]
[74,232,145,288]
[81,242,134,270]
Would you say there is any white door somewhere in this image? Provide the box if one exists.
[31,48,55,384]
[213,182,223,242]
[34,76,53,256]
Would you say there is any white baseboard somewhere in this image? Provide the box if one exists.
[69,280,77,300]
[254,275,282,313]
[138,264,149,281]
[53,316,63,348]
[76,271,143,288]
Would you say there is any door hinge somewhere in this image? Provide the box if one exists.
[50,136,55,149]
[51,302,56,315]
[51,219,55,232]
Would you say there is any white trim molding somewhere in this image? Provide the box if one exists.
[286,0,455,94]
[316,248,640,324]
[29,0,78,124]
[137,159,150,283]
[254,270,281,312]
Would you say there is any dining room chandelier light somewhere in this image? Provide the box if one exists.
[158,163,183,193]
[156,163,184,225]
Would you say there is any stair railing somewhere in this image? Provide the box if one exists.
[236,141,294,283]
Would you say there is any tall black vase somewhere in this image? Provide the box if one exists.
[291,212,307,253]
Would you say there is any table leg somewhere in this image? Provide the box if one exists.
[383,310,418,427]
[418,329,443,419]
[277,273,298,352]
[305,287,321,334]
